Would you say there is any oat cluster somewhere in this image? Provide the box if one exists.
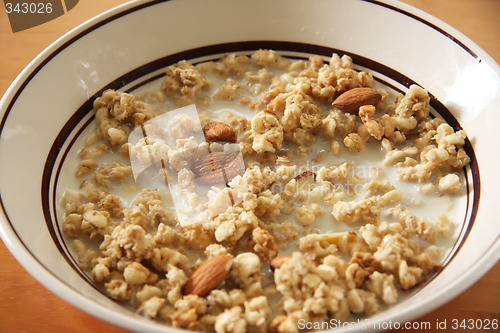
[62,50,470,332]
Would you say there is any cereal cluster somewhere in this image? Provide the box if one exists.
[63,50,469,332]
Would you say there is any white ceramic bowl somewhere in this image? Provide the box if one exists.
[1,0,499,332]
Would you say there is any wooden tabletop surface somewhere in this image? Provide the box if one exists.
[0,1,499,332]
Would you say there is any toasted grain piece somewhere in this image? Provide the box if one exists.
[203,121,237,143]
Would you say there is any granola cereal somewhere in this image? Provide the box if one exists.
[61,50,471,332]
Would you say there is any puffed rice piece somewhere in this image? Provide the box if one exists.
[214,206,260,243]
[366,271,398,305]
[230,253,264,297]
[139,296,165,318]
[438,173,462,192]
[214,306,247,333]
[343,133,366,153]
[173,294,208,330]
[244,296,271,332]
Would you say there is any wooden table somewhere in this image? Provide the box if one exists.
[0,1,499,332]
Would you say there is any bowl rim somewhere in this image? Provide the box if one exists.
[1,0,499,331]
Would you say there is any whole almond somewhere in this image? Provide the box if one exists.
[192,151,243,185]
[332,87,382,113]
[203,122,237,143]
[184,254,234,297]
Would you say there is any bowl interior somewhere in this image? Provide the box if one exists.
[1,0,499,332]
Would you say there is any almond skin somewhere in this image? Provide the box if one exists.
[294,171,316,181]
[332,87,382,113]
[203,121,237,143]
[270,255,291,270]
[192,151,243,185]
[184,254,234,297]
